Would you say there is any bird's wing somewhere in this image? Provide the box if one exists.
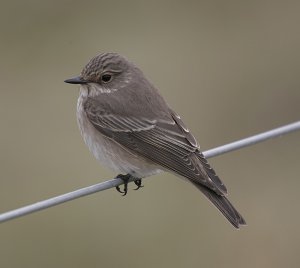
[84,98,227,195]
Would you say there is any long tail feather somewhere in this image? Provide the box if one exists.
[192,182,246,228]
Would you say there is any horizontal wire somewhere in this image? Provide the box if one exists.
[0,121,299,223]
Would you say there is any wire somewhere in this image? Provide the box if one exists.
[0,121,299,223]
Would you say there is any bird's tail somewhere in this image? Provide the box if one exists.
[192,182,246,229]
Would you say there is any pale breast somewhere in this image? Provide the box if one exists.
[76,90,162,178]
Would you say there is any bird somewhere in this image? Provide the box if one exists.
[64,52,246,228]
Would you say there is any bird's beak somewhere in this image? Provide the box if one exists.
[64,76,88,84]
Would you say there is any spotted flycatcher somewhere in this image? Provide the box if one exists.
[65,52,246,228]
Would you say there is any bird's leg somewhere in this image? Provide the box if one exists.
[133,179,144,190]
[116,174,132,196]
[115,174,143,195]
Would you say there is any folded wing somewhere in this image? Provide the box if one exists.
[84,97,227,195]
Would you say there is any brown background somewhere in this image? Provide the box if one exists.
[0,1,300,267]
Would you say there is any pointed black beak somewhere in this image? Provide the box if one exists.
[64,76,88,84]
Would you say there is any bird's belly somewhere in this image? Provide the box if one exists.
[77,98,161,178]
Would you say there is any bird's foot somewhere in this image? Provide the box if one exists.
[115,174,143,196]
[133,179,144,190]
[115,174,131,196]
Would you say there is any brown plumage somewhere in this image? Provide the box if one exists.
[65,52,246,228]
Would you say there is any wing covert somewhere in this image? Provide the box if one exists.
[84,98,227,195]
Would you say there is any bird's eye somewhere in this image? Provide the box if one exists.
[101,74,112,83]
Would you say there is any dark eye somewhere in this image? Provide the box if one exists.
[101,74,112,83]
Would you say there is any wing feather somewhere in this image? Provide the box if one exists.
[84,98,227,195]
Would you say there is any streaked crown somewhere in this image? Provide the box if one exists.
[81,53,130,82]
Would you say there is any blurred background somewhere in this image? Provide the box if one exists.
[0,0,299,267]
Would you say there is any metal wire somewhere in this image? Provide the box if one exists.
[0,121,299,223]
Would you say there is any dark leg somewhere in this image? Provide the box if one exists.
[133,179,144,190]
[116,174,132,196]
[115,174,144,195]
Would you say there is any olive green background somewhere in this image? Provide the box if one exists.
[0,1,300,267]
